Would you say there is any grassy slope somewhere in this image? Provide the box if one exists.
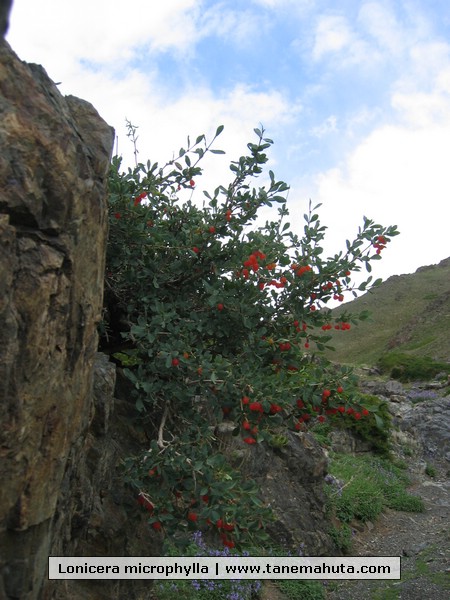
[325,257,450,366]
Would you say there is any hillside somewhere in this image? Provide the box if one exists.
[325,257,450,366]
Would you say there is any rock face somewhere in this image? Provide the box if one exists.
[218,428,334,556]
[396,396,450,464]
[249,432,334,555]
[0,35,129,599]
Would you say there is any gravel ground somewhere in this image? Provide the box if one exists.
[260,455,449,600]
[324,458,450,600]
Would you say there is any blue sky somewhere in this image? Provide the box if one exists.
[6,0,450,288]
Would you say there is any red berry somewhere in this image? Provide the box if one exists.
[242,396,250,405]
[188,512,198,522]
[171,358,180,367]
[243,437,256,444]
[362,408,369,416]
[189,179,195,187]
[337,386,344,394]
[151,521,162,531]
[209,226,216,233]
[217,303,224,311]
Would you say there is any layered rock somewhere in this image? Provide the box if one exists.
[217,427,334,555]
[0,34,118,598]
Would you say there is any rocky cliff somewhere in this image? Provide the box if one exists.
[0,30,161,600]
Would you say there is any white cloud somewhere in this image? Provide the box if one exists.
[67,66,299,191]
[306,112,450,281]
[7,0,202,70]
[357,1,406,57]
[198,3,269,46]
[312,15,353,61]
[311,115,338,138]
[7,0,299,183]
[251,0,313,9]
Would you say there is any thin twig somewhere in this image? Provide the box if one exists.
[157,403,170,449]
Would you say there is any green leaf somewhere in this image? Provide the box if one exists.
[210,149,226,154]
[215,125,224,136]
[374,414,384,429]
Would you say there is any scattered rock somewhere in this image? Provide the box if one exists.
[361,379,405,397]
[403,541,429,556]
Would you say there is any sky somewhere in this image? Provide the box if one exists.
[6,0,450,291]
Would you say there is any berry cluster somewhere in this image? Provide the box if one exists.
[373,235,387,254]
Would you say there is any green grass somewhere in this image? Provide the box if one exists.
[326,453,424,552]
[276,580,325,600]
[325,258,450,366]
[425,463,437,478]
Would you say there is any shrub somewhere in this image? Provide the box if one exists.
[103,123,398,548]
[337,393,392,456]
[378,352,450,382]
